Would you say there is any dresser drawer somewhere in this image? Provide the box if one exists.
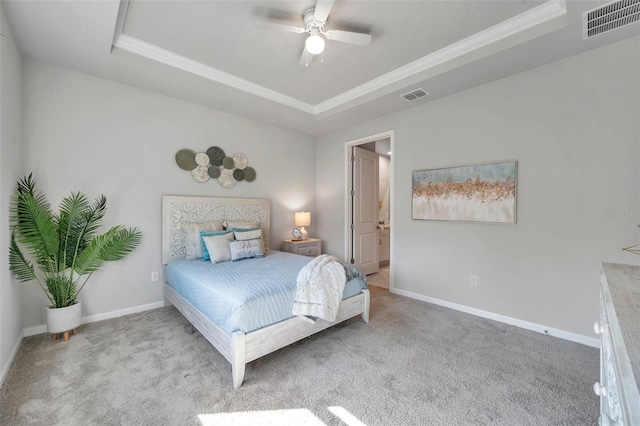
[294,243,320,256]
[281,238,322,257]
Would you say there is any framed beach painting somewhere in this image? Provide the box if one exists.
[412,160,517,223]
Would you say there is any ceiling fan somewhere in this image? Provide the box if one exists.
[256,0,372,66]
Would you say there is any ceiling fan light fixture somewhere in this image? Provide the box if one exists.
[305,34,325,55]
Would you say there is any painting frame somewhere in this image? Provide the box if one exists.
[412,160,517,224]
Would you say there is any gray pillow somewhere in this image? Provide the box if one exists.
[181,221,224,259]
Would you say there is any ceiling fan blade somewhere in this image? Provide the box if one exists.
[313,0,335,22]
[254,21,306,34]
[299,48,315,67]
[325,30,372,46]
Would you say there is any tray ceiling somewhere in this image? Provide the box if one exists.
[3,0,639,136]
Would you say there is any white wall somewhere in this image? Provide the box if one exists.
[0,7,24,386]
[20,59,316,329]
[316,36,640,338]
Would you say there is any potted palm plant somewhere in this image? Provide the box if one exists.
[9,174,142,341]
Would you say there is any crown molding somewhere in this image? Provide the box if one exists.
[113,33,315,114]
[111,0,567,117]
[314,0,567,114]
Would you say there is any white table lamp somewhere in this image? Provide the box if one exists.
[294,211,311,240]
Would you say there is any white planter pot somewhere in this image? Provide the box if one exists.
[47,301,81,333]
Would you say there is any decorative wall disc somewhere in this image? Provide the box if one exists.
[233,153,248,169]
[208,165,221,179]
[175,149,197,170]
[191,165,210,182]
[195,152,210,166]
[233,169,245,181]
[206,146,225,166]
[218,168,236,188]
[243,167,257,182]
[222,156,235,170]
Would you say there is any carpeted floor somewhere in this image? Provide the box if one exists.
[0,286,599,425]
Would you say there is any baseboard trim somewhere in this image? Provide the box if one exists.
[390,288,599,348]
[81,301,166,324]
[23,301,166,337]
[1,332,24,389]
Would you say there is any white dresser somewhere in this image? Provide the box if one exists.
[281,238,321,257]
[595,263,640,425]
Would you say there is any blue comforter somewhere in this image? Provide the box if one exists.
[165,250,367,335]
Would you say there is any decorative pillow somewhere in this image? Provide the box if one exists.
[232,227,262,240]
[202,233,235,264]
[201,231,232,261]
[229,238,265,262]
[231,227,270,252]
[232,227,264,253]
[181,221,224,260]
[225,220,259,230]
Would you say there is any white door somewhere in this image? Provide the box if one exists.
[352,146,379,275]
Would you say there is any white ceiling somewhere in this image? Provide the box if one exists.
[3,0,639,136]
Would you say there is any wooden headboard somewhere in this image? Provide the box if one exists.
[161,195,271,264]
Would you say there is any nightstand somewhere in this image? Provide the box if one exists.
[281,238,321,257]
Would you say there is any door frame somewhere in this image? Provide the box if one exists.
[344,130,394,278]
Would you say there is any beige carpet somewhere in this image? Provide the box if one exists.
[0,286,599,425]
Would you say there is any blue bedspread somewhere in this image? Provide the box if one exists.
[165,250,367,335]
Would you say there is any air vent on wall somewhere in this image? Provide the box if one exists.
[583,0,640,39]
[400,88,429,102]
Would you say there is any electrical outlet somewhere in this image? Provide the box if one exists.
[151,271,159,282]
[470,275,478,287]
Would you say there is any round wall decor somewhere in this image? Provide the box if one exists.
[233,153,248,169]
[195,152,210,166]
[222,156,235,170]
[208,166,221,179]
[243,167,257,182]
[233,169,245,181]
[175,146,257,187]
[191,166,210,182]
[218,169,236,188]
[206,146,225,166]
[175,149,197,170]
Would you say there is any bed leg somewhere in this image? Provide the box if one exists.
[231,331,246,389]
[362,289,370,323]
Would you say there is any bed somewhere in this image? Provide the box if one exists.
[161,195,370,388]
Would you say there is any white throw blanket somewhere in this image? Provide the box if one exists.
[292,254,346,322]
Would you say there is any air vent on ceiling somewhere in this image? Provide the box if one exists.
[583,0,640,39]
[400,88,429,102]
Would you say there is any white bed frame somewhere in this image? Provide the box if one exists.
[161,195,370,388]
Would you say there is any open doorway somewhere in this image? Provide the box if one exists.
[344,131,393,290]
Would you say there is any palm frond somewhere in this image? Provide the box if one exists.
[9,233,55,305]
[72,227,118,275]
[68,195,108,276]
[8,233,38,282]
[100,226,143,261]
[81,195,107,243]
[73,226,142,275]
[11,194,59,272]
[14,173,50,212]
[46,276,77,308]
[56,192,90,269]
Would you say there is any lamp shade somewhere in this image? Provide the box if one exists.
[294,211,311,227]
